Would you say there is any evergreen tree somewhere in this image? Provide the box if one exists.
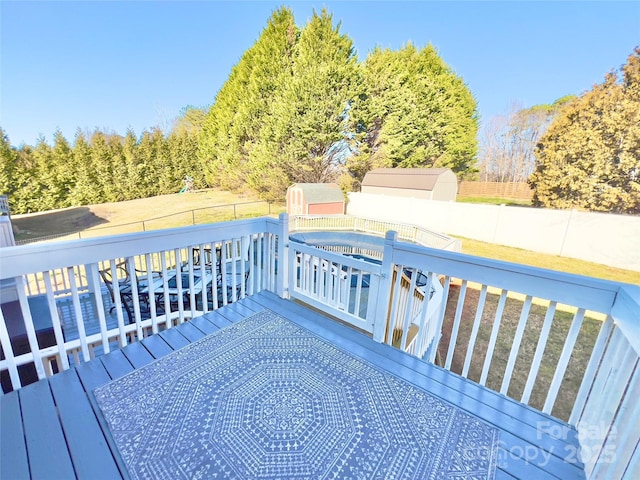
[3,7,484,210]
[199,7,297,193]
[346,43,479,188]
[11,145,38,213]
[172,106,207,137]
[0,128,18,197]
[49,130,75,207]
[70,130,102,205]
[169,133,204,191]
[170,106,207,189]
[150,128,176,194]
[530,48,640,213]
[247,8,359,200]
[89,131,120,202]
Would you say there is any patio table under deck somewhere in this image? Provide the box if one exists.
[0,291,585,480]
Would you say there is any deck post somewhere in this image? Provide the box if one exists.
[371,230,396,343]
[277,213,290,299]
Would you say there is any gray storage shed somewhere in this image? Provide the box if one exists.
[361,168,458,201]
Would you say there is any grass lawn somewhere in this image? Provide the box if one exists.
[456,236,640,286]
[440,235,635,418]
[456,196,533,207]
[12,189,286,242]
[438,284,601,422]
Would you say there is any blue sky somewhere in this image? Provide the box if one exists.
[1,1,638,147]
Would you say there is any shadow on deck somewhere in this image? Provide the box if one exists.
[0,291,585,479]
[1,288,125,390]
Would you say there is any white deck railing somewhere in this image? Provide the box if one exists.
[0,214,637,478]
[285,225,639,477]
[0,216,285,390]
[384,232,639,478]
[0,195,9,216]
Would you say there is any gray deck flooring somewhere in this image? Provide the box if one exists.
[1,291,585,479]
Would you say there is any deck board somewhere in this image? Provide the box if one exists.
[19,379,76,480]
[48,368,121,479]
[157,326,190,350]
[140,334,173,359]
[0,391,30,480]
[223,300,262,317]
[200,310,235,329]
[188,315,221,335]
[1,291,585,479]
[120,341,155,369]
[174,321,206,343]
[99,349,134,380]
[75,356,113,392]
[214,304,250,323]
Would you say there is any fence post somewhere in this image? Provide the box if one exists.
[234,204,237,219]
[371,230,396,343]
[492,203,505,243]
[192,210,196,225]
[559,209,576,257]
[277,213,290,299]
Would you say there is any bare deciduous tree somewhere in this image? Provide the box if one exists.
[479,97,575,182]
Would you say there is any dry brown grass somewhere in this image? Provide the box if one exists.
[438,283,602,422]
[12,189,286,242]
[456,236,640,286]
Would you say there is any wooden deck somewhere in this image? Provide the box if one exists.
[1,291,585,480]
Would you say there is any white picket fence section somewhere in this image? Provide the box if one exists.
[290,214,461,251]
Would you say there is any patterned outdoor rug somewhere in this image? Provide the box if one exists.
[94,310,499,480]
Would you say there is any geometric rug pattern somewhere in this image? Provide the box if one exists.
[94,310,499,479]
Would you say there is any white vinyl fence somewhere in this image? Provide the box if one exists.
[347,193,640,272]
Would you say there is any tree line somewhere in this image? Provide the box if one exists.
[198,8,478,201]
[1,7,638,214]
[0,124,204,214]
[0,7,478,214]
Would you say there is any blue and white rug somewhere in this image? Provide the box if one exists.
[94,310,499,479]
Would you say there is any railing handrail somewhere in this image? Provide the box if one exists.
[4,217,635,341]
[2,214,637,477]
[388,238,629,317]
[0,195,9,215]
[610,283,640,356]
[0,216,280,279]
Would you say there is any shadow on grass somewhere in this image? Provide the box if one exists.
[13,207,108,241]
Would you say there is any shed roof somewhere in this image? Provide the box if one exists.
[361,168,454,191]
[290,183,345,204]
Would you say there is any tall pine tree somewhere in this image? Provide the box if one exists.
[247,8,359,200]
[70,130,102,205]
[0,128,18,198]
[346,43,478,189]
[199,7,297,193]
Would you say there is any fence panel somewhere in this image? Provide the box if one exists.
[458,181,533,199]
